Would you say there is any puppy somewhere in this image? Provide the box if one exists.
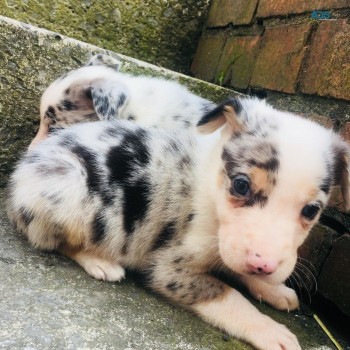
[30,54,214,148]
[7,96,350,349]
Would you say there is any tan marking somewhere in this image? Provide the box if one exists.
[197,104,244,135]
[250,166,270,192]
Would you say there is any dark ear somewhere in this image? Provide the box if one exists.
[197,97,244,135]
[332,136,350,211]
[90,80,130,120]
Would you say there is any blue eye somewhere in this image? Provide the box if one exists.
[232,176,250,196]
[301,204,320,220]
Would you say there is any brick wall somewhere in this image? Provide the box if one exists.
[191,0,350,318]
[191,0,349,101]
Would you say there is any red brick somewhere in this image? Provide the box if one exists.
[191,36,226,82]
[217,36,260,89]
[257,0,349,17]
[250,24,312,93]
[207,0,258,27]
[300,20,350,101]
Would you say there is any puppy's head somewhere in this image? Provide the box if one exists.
[198,97,350,284]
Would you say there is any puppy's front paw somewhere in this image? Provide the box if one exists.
[246,278,299,311]
[269,284,299,311]
[79,257,125,282]
[252,317,301,350]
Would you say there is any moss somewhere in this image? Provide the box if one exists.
[0,0,210,73]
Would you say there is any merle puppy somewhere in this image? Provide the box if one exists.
[7,97,350,350]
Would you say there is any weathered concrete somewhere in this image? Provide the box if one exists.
[0,16,231,188]
[0,190,340,349]
[0,0,210,73]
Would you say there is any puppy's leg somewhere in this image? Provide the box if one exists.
[86,54,122,71]
[59,246,125,282]
[149,263,300,350]
[193,287,301,350]
[239,275,299,311]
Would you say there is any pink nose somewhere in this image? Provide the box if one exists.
[247,253,278,275]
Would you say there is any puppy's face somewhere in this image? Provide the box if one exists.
[198,98,350,284]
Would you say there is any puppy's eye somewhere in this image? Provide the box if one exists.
[301,204,320,220]
[232,175,250,196]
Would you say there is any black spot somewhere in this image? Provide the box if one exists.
[197,97,242,128]
[245,190,268,208]
[123,179,152,235]
[222,148,239,173]
[248,157,279,172]
[106,129,152,234]
[166,281,183,292]
[117,93,127,108]
[72,144,99,192]
[71,144,113,205]
[127,114,136,121]
[61,99,77,111]
[96,95,110,116]
[107,129,151,184]
[45,106,56,120]
[152,221,177,250]
[18,207,34,226]
[186,213,195,222]
[91,212,106,244]
[320,177,331,194]
[64,88,71,95]
[85,87,92,100]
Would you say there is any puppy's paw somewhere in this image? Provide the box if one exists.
[87,54,121,71]
[269,284,299,311]
[246,279,299,311]
[252,317,301,350]
[79,257,125,282]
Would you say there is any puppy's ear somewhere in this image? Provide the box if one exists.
[197,97,244,135]
[332,136,350,211]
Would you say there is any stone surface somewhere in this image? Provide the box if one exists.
[300,20,350,101]
[217,35,260,89]
[298,224,340,291]
[257,0,349,17]
[0,16,232,188]
[0,189,340,349]
[318,234,350,317]
[191,35,227,83]
[207,0,258,27]
[0,0,211,73]
[250,23,312,94]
